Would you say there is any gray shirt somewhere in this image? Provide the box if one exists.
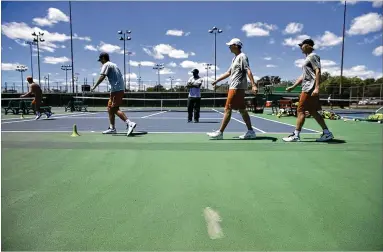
[100,61,125,92]
[301,52,321,92]
[187,76,203,98]
[229,52,249,90]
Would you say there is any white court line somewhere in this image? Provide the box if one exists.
[212,109,266,133]
[141,110,168,118]
[42,117,223,120]
[1,130,319,134]
[1,112,85,121]
[1,112,100,124]
[247,113,320,133]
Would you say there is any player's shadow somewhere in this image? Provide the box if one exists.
[43,118,57,120]
[230,136,278,142]
[302,138,346,144]
[111,131,148,137]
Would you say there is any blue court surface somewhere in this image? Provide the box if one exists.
[1,109,319,134]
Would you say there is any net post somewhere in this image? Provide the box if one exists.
[161,99,163,111]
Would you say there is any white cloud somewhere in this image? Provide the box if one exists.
[372,0,383,7]
[185,32,191,36]
[284,22,304,34]
[166,29,184,36]
[295,58,379,79]
[266,64,277,68]
[264,57,272,60]
[190,52,196,56]
[373,45,383,56]
[242,22,278,37]
[347,12,383,36]
[283,32,342,49]
[283,34,310,47]
[43,56,70,64]
[33,8,69,27]
[92,73,97,76]
[357,34,382,45]
[269,38,275,44]
[125,73,138,80]
[180,60,219,74]
[168,62,177,68]
[159,68,175,75]
[98,42,122,54]
[1,22,90,53]
[1,62,20,71]
[84,45,97,51]
[143,44,189,59]
[340,0,383,7]
[129,60,155,67]
[315,31,342,48]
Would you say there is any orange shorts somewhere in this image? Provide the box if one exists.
[297,92,321,113]
[107,90,124,108]
[225,89,246,110]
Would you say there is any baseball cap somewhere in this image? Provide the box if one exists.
[191,68,199,74]
[298,38,315,47]
[226,38,243,47]
[98,52,110,61]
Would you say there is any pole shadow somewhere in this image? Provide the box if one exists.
[302,138,346,144]
[230,136,278,142]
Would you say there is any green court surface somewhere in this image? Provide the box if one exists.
[1,116,382,250]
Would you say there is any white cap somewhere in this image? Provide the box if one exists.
[226,38,243,47]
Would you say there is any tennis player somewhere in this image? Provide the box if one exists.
[283,38,334,142]
[207,38,258,140]
[91,52,136,136]
[20,76,52,120]
[186,68,203,123]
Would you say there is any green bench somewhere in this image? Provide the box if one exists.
[3,100,51,115]
[65,100,88,112]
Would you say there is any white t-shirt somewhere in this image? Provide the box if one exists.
[228,52,250,90]
[187,76,203,98]
[100,61,125,92]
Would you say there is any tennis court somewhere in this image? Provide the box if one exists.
[1,105,382,250]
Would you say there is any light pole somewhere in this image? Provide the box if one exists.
[16,65,28,93]
[168,76,175,91]
[153,63,164,89]
[61,65,72,92]
[204,63,212,90]
[127,51,133,91]
[25,41,36,79]
[340,0,347,96]
[138,62,141,91]
[208,26,223,106]
[118,30,132,91]
[32,32,45,86]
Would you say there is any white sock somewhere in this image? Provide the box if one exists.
[125,119,131,124]
[323,129,330,134]
[110,124,115,129]
[294,130,300,136]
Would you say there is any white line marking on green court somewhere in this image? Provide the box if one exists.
[1,130,320,134]
[203,207,224,240]
[248,114,320,133]
[1,112,85,121]
[141,110,168,118]
[212,109,266,133]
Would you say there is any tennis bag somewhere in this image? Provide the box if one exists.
[321,110,341,120]
[367,113,383,121]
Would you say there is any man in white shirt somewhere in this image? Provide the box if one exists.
[186,69,203,122]
[207,38,258,140]
[283,39,333,142]
[91,52,136,136]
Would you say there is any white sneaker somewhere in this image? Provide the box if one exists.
[239,130,256,139]
[207,130,223,140]
[282,133,300,142]
[127,121,137,136]
[103,128,117,134]
[35,113,42,120]
[316,132,334,142]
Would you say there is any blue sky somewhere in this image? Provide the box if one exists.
[1,0,382,91]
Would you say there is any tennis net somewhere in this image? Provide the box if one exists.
[72,96,260,112]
